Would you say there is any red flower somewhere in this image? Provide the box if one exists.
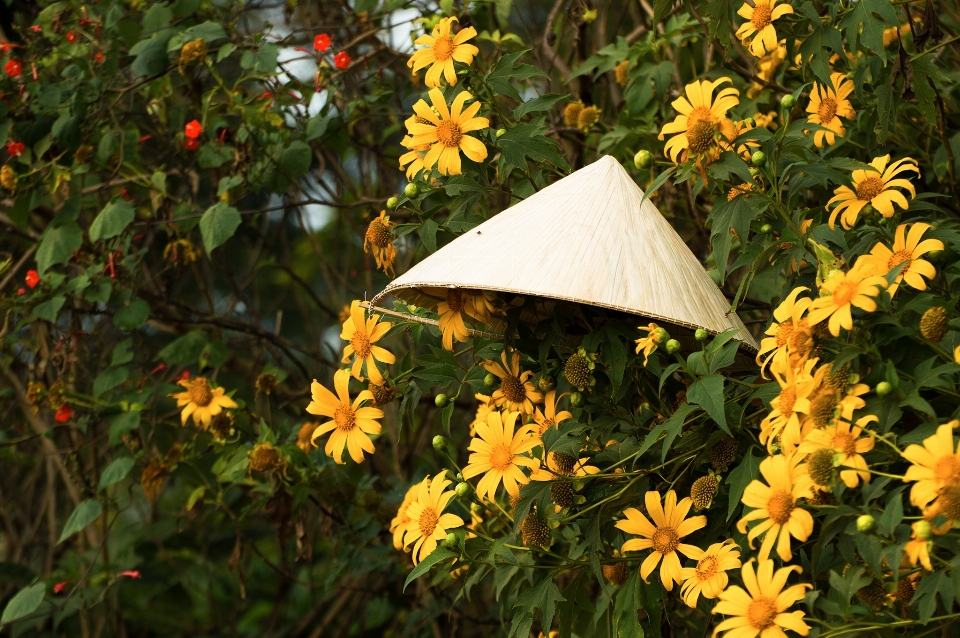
[6,140,25,156]
[16,287,25,296]
[4,59,21,77]
[313,34,330,52]
[55,405,72,423]
[117,570,141,579]
[66,31,78,43]
[25,269,39,288]
[177,370,191,381]
[184,138,199,151]
[29,25,41,33]
[93,51,105,64]
[184,119,202,139]
[334,51,350,70]
[53,581,70,594]
[0,41,18,54]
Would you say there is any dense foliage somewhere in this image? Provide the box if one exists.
[3,0,960,637]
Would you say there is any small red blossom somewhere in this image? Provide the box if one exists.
[313,33,331,52]
[6,140,25,156]
[4,59,22,78]
[184,138,199,151]
[93,51,105,64]
[53,581,70,594]
[149,363,167,376]
[334,51,350,70]
[55,405,72,423]
[66,31,79,43]
[0,41,19,54]
[138,134,153,144]
[177,370,191,381]
[117,570,141,579]
[29,25,41,33]
[16,287,25,296]
[184,119,203,139]
[25,269,39,288]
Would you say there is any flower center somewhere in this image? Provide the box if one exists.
[687,115,716,154]
[351,331,372,359]
[500,374,527,404]
[776,386,797,417]
[418,506,439,537]
[887,249,913,273]
[934,455,960,483]
[490,443,514,471]
[432,36,454,61]
[833,432,858,456]
[831,281,859,307]
[436,120,463,148]
[936,483,960,520]
[774,320,795,347]
[334,404,357,432]
[787,326,813,358]
[817,97,838,123]
[751,2,773,29]
[188,379,214,407]
[537,418,556,438]
[695,555,718,580]
[651,526,679,554]
[767,489,795,524]
[446,289,464,313]
[809,389,838,427]
[747,597,778,630]
[856,176,884,201]
[368,219,391,247]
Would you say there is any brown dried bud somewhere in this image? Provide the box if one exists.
[179,38,207,67]
[1,165,17,192]
[249,442,280,472]
[256,373,279,395]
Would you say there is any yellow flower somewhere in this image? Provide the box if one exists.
[883,23,911,48]
[482,350,543,414]
[616,490,707,591]
[679,540,742,608]
[530,452,599,481]
[436,288,496,351]
[462,409,539,501]
[658,78,739,167]
[902,420,960,510]
[635,322,664,366]
[724,118,762,161]
[404,88,489,176]
[747,43,787,98]
[170,377,238,429]
[855,223,943,296]
[955,345,960,365]
[756,287,813,377]
[736,0,794,57]
[737,453,814,562]
[407,17,479,88]
[903,521,933,571]
[759,358,823,453]
[805,72,855,148]
[753,110,777,129]
[533,390,572,440]
[806,267,888,337]
[711,560,812,638]
[797,415,877,488]
[470,392,494,437]
[296,422,316,454]
[826,154,920,229]
[390,481,423,550]
[306,369,384,464]
[402,474,464,564]
[340,300,395,385]
[399,131,430,179]
[364,210,398,277]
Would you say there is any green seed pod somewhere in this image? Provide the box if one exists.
[569,391,585,408]
[875,381,892,397]
[443,531,458,547]
[403,183,418,198]
[654,327,670,343]
[781,94,796,109]
[435,393,450,408]
[856,514,876,533]
[432,435,447,451]
[915,521,932,540]
[484,373,498,388]
[495,128,507,138]
[665,339,681,354]
[760,223,772,234]
[455,482,471,498]
[386,196,399,210]
[751,151,767,167]
[695,328,709,341]
[634,149,653,170]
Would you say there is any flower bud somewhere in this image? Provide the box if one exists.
[781,94,796,109]
[432,435,447,451]
[455,482,471,498]
[915,521,932,540]
[443,532,458,547]
[538,375,556,392]
[856,514,876,533]
[751,151,766,167]
[495,128,506,138]
[386,196,399,210]
[403,183,418,198]
[633,150,653,170]
[760,223,772,233]
[654,327,670,343]
[569,391,585,408]
[435,393,450,408]
[695,328,708,341]
[665,339,681,354]
[875,381,892,397]
[483,373,497,389]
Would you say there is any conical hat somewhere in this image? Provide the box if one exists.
[372,155,759,354]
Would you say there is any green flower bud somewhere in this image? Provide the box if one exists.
[484,373,498,389]
[760,223,772,234]
[432,435,447,451]
[875,381,893,397]
[856,514,876,533]
[744,116,756,126]
[403,183,418,198]
[569,391,585,408]
[435,393,450,408]
[386,196,399,210]
[633,150,653,170]
[443,531,458,547]
[781,94,796,109]
[749,167,761,177]
[495,128,507,138]
[751,151,767,167]
[538,375,556,392]
[695,328,709,341]
[915,520,932,540]
[665,339,681,354]
[455,481,471,498]
[654,327,670,343]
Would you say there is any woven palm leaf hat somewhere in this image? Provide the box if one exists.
[371,155,759,368]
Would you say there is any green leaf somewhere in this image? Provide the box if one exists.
[639,166,676,206]
[32,296,65,323]
[130,33,174,77]
[838,0,897,60]
[604,325,628,392]
[306,115,331,141]
[113,299,150,331]
[89,199,135,242]
[58,500,102,544]
[93,366,129,397]
[660,402,697,462]
[498,122,569,178]
[878,489,904,537]
[513,93,568,120]
[199,202,241,254]
[612,568,643,638]
[486,50,545,102]
[217,175,243,196]
[652,0,673,26]
[913,569,954,624]
[727,448,759,520]
[159,330,209,365]
[829,565,871,605]
[708,196,765,283]
[512,578,565,636]
[166,21,228,51]
[403,548,455,591]
[279,140,312,179]
[1,583,46,625]
[197,144,232,168]
[36,223,83,275]
[142,3,172,31]
[686,374,728,434]
[98,458,135,492]
[797,4,845,87]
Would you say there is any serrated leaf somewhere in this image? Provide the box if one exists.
[403,548,455,591]
[512,578,565,636]
[513,93,568,119]
[686,374,728,434]
[98,458,135,492]
[498,122,569,177]
[838,0,897,60]
[89,199,135,242]
[58,500,102,544]
[727,448,759,520]
[486,50,545,102]
[199,202,241,254]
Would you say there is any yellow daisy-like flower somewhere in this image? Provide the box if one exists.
[533,390,572,440]
[635,322,664,366]
[805,72,855,149]
[462,409,539,501]
[679,540,742,609]
[390,481,423,550]
[404,88,489,176]
[737,454,814,562]
[903,521,933,571]
[826,154,921,229]
[856,223,943,297]
[407,17,479,88]
[470,392,494,437]
[364,210,398,277]
[616,490,707,591]
[902,420,960,509]
[747,43,787,98]
[735,0,794,57]
[170,377,238,429]
[398,135,430,179]
[883,23,911,48]
[306,369,384,464]
[402,474,464,565]
[759,358,823,453]
[658,78,739,167]
[756,287,813,377]
[482,350,543,414]
[530,452,599,481]
[797,415,877,488]
[806,266,888,337]
[464,288,498,325]
[437,288,472,350]
[340,300,395,385]
[753,110,777,129]
[711,560,812,638]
